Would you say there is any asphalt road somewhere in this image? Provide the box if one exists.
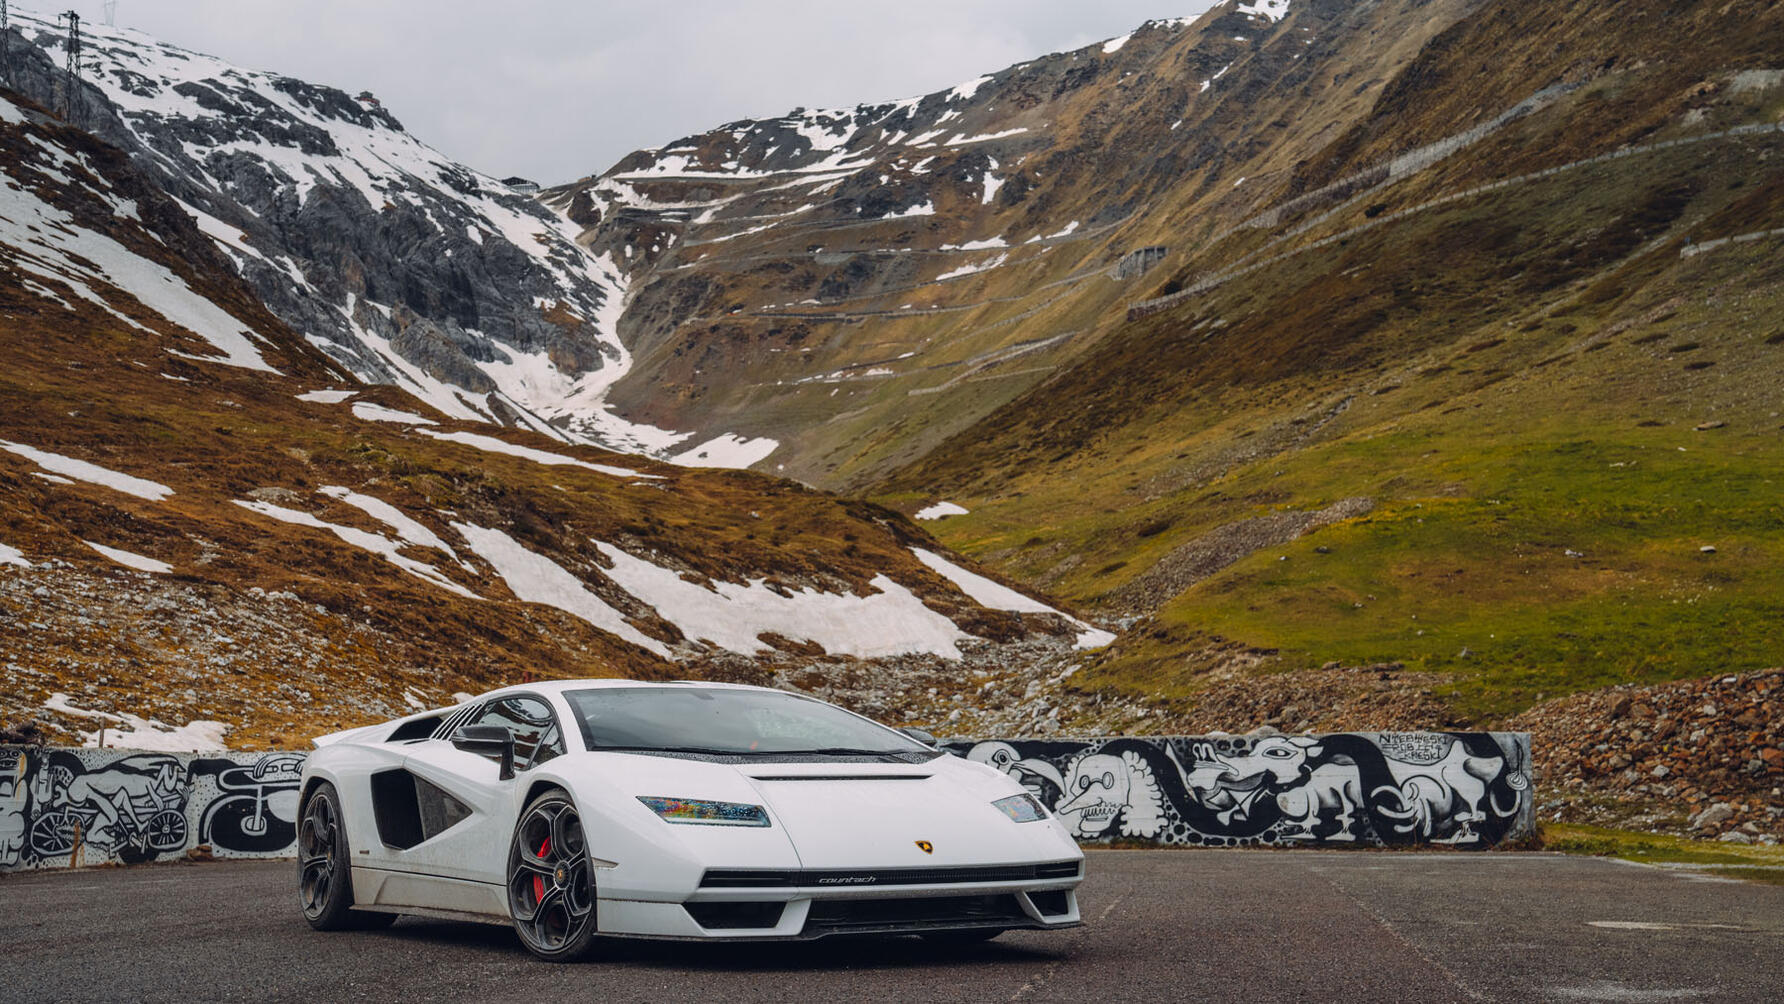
[4,851,1781,1002]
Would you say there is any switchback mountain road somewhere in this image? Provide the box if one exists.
[4,851,1781,1002]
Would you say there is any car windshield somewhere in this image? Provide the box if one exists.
[563,687,929,756]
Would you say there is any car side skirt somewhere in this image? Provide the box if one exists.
[351,865,508,919]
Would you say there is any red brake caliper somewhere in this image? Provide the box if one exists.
[533,836,552,902]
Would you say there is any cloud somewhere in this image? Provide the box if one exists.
[92,1,1213,183]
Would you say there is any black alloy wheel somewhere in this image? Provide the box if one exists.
[507,789,599,961]
[297,782,395,931]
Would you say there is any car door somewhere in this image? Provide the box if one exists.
[394,694,567,885]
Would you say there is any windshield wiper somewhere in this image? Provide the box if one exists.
[795,747,913,756]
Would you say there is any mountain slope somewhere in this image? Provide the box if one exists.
[0,88,1105,749]
[546,0,1473,485]
[877,0,1784,723]
[0,8,696,456]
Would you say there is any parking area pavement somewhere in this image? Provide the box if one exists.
[3,850,1780,1002]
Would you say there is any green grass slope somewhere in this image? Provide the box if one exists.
[879,0,1784,725]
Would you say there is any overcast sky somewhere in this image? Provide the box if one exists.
[82,1,1217,184]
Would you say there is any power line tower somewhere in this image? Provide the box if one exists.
[103,1,117,27]
[58,9,80,122]
[1,1,11,88]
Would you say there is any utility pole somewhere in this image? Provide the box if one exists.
[1,1,11,88]
[59,9,80,122]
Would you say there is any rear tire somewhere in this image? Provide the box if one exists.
[297,782,396,931]
[507,789,600,962]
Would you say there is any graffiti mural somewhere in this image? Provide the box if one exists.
[0,746,304,870]
[4,730,1535,869]
[949,732,1534,848]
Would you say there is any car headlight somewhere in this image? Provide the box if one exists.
[636,796,771,827]
[992,793,1048,823]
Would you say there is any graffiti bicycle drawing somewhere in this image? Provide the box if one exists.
[24,752,190,863]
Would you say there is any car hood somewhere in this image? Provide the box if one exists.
[590,751,1080,870]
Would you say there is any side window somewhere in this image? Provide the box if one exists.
[468,696,565,771]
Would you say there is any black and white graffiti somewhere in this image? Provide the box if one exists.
[0,746,304,870]
[951,732,1534,848]
[3,730,1534,869]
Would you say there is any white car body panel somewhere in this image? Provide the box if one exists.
[299,680,1085,941]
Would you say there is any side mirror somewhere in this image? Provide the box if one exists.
[899,727,938,747]
[452,724,516,781]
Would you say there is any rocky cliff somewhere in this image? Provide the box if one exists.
[0,10,686,455]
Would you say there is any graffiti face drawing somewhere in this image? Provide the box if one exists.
[1178,736,1327,826]
[1055,750,1164,839]
[967,741,1066,806]
[0,757,25,865]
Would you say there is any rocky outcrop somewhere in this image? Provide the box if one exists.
[0,13,639,444]
[1512,670,1784,841]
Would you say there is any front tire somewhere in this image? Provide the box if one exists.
[297,782,395,931]
[507,790,599,962]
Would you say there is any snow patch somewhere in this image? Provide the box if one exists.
[351,401,436,425]
[1103,33,1135,55]
[452,523,669,657]
[0,541,31,567]
[234,499,475,597]
[297,389,357,404]
[937,253,1008,281]
[910,547,1114,650]
[593,542,969,660]
[415,429,651,478]
[948,75,994,102]
[667,433,779,469]
[875,201,935,220]
[947,128,1029,146]
[0,441,174,501]
[1236,0,1292,23]
[83,540,172,573]
[0,168,278,372]
[45,693,229,752]
[1027,221,1081,243]
[318,486,473,572]
[914,502,970,520]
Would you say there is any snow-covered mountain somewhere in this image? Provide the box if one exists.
[0,7,721,458]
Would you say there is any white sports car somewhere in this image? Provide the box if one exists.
[298,680,1084,960]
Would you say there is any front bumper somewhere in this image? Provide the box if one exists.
[595,870,1084,940]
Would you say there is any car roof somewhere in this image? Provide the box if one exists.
[472,678,780,702]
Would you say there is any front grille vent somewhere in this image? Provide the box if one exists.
[805,894,1027,934]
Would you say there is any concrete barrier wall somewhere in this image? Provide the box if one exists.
[1,730,1533,870]
[939,732,1534,848]
[1,746,303,871]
